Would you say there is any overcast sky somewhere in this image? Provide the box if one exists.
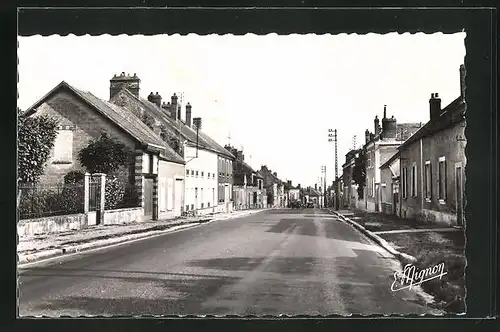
[18,32,466,187]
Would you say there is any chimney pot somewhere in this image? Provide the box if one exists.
[429,92,442,121]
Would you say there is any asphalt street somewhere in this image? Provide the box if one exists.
[18,209,437,316]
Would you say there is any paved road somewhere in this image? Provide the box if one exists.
[18,209,437,316]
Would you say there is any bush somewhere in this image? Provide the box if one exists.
[78,133,131,175]
[105,176,126,210]
[64,170,85,184]
[121,183,140,208]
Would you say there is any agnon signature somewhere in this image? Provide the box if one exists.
[391,262,447,292]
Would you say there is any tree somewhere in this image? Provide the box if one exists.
[352,149,367,199]
[77,133,131,174]
[18,114,59,184]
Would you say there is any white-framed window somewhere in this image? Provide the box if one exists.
[53,129,73,164]
[438,156,447,203]
[411,162,417,197]
[424,160,432,200]
[186,169,190,176]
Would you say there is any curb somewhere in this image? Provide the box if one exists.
[328,210,417,265]
[18,221,207,266]
[18,209,268,266]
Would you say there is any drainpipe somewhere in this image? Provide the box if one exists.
[420,138,424,211]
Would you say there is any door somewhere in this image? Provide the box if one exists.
[455,165,464,226]
[144,177,154,217]
[174,179,183,216]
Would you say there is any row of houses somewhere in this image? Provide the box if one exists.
[342,64,466,226]
[22,72,300,222]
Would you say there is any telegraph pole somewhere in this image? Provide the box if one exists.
[321,165,326,208]
[328,128,339,210]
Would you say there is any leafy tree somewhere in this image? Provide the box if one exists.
[17,114,59,184]
[352,149,367,199]
[77,133,131,175]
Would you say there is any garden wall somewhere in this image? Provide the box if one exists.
[18,213,88,237]
[103,207,144,225]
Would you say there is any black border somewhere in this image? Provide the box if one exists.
[2,2,498,331]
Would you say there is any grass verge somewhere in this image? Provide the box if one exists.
[381,230,466,313]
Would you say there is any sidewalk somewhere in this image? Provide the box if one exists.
[330,208,465,314]
[18,209,266,265]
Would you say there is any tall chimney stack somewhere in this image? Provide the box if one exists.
[185,102,192,127]
[171,93,178,121]
[460,64,466,101]
[374,115,381,136]
[429,93,442,121]
[365,129,371,143]
[147,92,162,108]
[109,72,140,100]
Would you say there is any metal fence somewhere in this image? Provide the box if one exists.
[18,183,85,220]
[88,177,101,212]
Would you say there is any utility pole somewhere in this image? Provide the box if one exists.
[321,165,326,208]
[328,128,339,210]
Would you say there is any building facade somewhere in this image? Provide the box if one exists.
[24,80,186,221]
[109,72,235,215]
[361,106,423,212]
[342,149,360,208]
[259,166,286,208]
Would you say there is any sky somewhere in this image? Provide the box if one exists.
[18,32,466,187]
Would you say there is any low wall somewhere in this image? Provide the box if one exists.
[103,207,144,225]
[401,206,457,226]
[18,213,88,237]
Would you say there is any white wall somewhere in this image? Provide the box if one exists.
[184,146,218,212]
[158,160,185,218]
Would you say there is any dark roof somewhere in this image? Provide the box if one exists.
[396,123,424,141]
[307,188,322,196]
[380,151,400,169]
[118,88,234,159]
[398,97,465,150]
[23,81,184,164]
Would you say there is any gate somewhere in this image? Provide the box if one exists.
[144,177,154,217]
[89,176,102,224]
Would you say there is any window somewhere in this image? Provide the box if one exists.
[191,204,194,210]
[402,167,408,198]
[438,157,447,202]
[411,163,417,197]
[191,170,194,175]
[53,129,73,163]
[186,169,190,176]
[195,170,199,177]
[201,171,204,177]
[424,161,432,200]
[186,205,189,211]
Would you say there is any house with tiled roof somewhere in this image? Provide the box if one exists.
[259,165,286,208]
[342,149,361,208]
[108,72,235,215]
[225,145,266,210]
[23,80,185,221]
[359,105,423,212]
[389,65,466,226]
[284,180,300,206]
[303,185,323,207]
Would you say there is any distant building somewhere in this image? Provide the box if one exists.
[259,166,286,208]
[342,149,360,208]
[360,106,423,212]
[225,145,266,210]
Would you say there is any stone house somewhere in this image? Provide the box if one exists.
[108,73,235,215]
[360,106,423,212]
[259,165,285,208]
[23,80,186,220]
[225,145,266,210]
[396,65,466,226]
[379,150,401,216]
[342,149,360,208]
[303,185,322,206]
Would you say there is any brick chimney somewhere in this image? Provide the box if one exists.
[185,102,192,127]
[147,92,162,108]
[110,72,140,100]
[374,115,381,136]
[460,64,466,100]
[193,117,202,131]
[287,180,292,186]
[170,94,178,121]
[177,105,181,120]
[273,172,277,177]
[365,129,371,143]
[429,93,442,121]
[315,183,317,190]
[236,150,244,161]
